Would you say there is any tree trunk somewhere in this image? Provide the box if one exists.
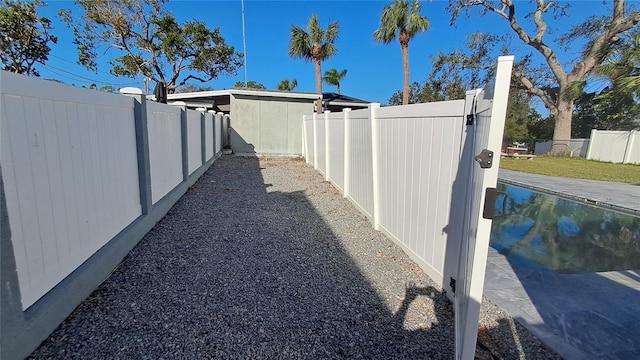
[550,98,573,156]
[401,40,410,105]
[337,83,340,94]
[314,57,323,114]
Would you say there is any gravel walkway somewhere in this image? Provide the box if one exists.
[30,156,560,359]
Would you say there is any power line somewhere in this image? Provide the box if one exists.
[40,63,142,87]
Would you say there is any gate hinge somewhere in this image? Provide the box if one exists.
[474,149,494,169]
[449,277,456,294]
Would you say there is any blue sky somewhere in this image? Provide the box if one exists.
[37,1,610,104]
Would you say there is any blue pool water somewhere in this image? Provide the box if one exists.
[490,183,640,274]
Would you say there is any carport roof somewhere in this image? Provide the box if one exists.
[167,88,321,101]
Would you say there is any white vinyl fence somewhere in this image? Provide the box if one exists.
[534,139,589,157]
[147,101,184,204]
[1,71,228,359]
[587,129,639,164]
[304,101,466,287]
[302,56,514,360]
[2,78,142,310]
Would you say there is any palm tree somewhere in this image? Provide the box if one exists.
[323,68,347,94]
[374,0,429,105]
[289,14,339,113]
[594,31,640,98]
[277,78,298,91]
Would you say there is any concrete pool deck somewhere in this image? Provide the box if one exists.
[498,169,640,216]
[485,170,640,359]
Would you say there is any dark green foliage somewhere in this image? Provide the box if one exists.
[176,84,214,93]
[234,80,266,89]
[572,90,640,138]
[61,0,242,96]
[0,0,57,76]
[528,116,555,141]
[277,78,297,91]
[504,90,540,142]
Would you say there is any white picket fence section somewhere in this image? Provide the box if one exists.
[1,71,226,310]
[587,129,639,164]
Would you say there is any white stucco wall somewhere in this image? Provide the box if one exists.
[230,94,315,155]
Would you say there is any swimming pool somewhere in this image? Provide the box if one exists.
[491,183,640,274]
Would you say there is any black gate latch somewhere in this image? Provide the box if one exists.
[466,114,475,125]
[483,187,497,219]
[474,149,494,169]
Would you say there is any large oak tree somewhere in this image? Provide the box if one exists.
[61,0,242,98]
[448,0,640,155]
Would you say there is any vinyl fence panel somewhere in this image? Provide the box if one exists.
[1,72,141,309]
[205,112,214,161]
[327,112,345,191]
[587,130,640,164]
[534,139,589,157]
[214,113,222,154]
[187,109,202,174]
[303,115,315,165]
[346,108,374,217]
[376,100,466,283]
[146,101,183,204]
[314,113,327,175]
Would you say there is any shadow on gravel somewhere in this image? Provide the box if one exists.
[29,156,457,359]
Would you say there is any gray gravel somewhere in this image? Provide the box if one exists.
[30,156,560,359]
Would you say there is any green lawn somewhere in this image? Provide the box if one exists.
[499,156,640,184]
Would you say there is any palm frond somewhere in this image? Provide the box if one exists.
[288,25,312,60]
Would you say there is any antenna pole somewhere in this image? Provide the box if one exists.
[241,0,247,87]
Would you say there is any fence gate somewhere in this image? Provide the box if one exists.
[455,56,514,360]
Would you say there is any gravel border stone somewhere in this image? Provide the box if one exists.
[29,156,560,359]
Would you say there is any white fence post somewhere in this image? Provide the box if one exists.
[586,129,596,160]
[370,103,381,231]
[223,114,230,149]
[313,113,319,170]
[172,102,189,181]
[120,87,152,215]
[343,108,352,199]
[623,130,636,164]
[302,115,307,160]
[324,110,331,181]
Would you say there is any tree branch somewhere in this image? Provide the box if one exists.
[574,0,640,81]
[176,74,214,88]
[512,68,556,113]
